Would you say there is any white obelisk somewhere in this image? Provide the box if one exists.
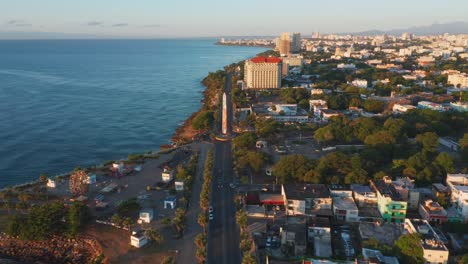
[222,92,228,135]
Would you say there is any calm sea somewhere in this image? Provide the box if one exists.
[0,39,265,188]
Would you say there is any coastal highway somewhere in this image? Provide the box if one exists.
[207,73,241,264]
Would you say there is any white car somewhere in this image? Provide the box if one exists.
[209,213,214,221]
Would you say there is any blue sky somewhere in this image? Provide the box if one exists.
[1,0,467,38]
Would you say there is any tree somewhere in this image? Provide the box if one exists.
[233,132,257,151]
[362,99,385,113]
[237,151,268,173]
[194,233,207,249]
[241,253,257,264]
[352,118,379,141]
[198,212,208,232]
[236,209,248,232]
[161,256,175,264]
[365,131,396,146]
[416,132,438,153]
[460,133,468,162]
[272,154,312,183]
[196,246,207,264]
[192,110,214,130]
[68,202,90,236]
[434,152,454,175]
[146,229,164,245]
[394,234,424,264]
[383,118,407,139]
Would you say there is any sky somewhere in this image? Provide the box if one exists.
[0,0,467,38]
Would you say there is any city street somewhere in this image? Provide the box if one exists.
[207,73,241,264]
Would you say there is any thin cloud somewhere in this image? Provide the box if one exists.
[142,24,161,28]
[5,20,32,27]
[112,23,128,27]
[87,21,104,26]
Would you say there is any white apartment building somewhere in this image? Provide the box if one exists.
[309,99,328,118]
[337,63,356,70]
[404,219,449,264]
[333,197,359,222]
[446,174,468,222]
[244,56,282,89]
[447,73,468,88]
[351,79,368,88]
[393,104,416,114]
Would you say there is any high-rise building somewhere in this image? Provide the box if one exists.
[312,32,320,39]
[291,32,301,53]
[276,32,291,56]
[244,56,282,89]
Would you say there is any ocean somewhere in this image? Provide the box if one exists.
[0,39,266,188]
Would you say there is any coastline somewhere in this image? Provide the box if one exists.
[1,45,268,192]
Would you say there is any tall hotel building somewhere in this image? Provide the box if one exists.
[276,32,291,56]
[244,56,282,89]
[291,32,301,53]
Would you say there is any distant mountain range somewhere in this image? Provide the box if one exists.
[346,21,468,36]
[0,21,467,40]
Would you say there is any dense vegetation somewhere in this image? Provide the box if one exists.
[6,201,90,240]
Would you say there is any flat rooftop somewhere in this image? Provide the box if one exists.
[409,219,448,251]
[371,179,404,201]
[359,222,403,245]
[283,184,330,200]
[333,197,358,211]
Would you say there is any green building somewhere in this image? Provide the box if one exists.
[370,179,407,223]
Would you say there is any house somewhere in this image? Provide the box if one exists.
[333,197,359,222]
[319,109,342,122]
[362,248,400,264]
[392,177,420,210]
[281,184,332,217]
[281,217,307,256]
[417,101,448,112]
[438,137,460,151]
[404,219,449,264]
[164,195,177,209]
[432,183,451,207]
[419,199,448,224]
[370,178,407,223]
[392,104,416,114]
[130,230,148,248]
[350,184,377,207]
[308,217,332,258]
[446,174,468,222]
[329,184,353,198]
[139,208,154,223]
[359,222,403,246]
[351,79,368,88]
[46,178,57,188]
[175,180,184,191]
[256,140,268,149]
[251,103,309,123]
[162,167,175,183]
[309,99,328,118]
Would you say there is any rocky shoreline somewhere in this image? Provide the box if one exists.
[0,234,103,264]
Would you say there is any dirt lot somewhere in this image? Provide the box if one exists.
[86,224,178,264]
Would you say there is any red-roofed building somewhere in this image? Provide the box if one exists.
[244,56,282,89]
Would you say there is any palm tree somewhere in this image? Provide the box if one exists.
[197,213,208,232]
[146,229,164,245]
[195,247,207,264]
